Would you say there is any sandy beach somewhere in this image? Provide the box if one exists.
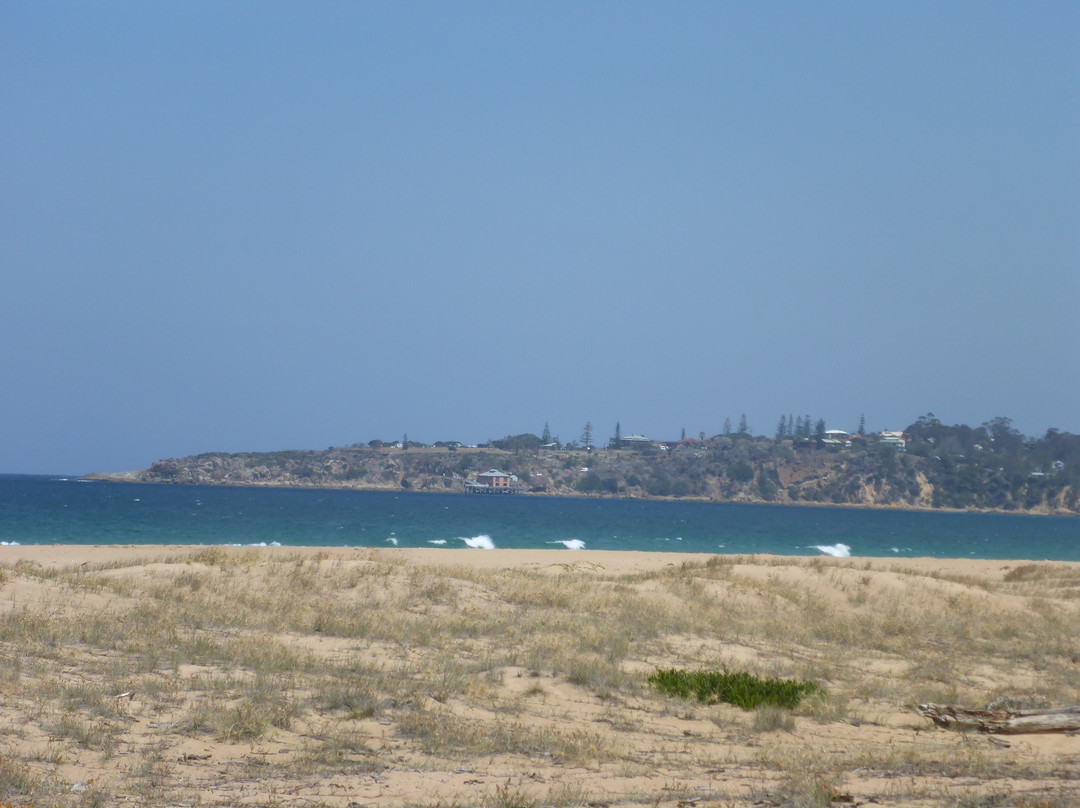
[2,546,1078,807]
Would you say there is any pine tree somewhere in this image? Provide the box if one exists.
[582,422,593,450]
[542,422,552,444]
[738,414,749,435]
[612,421,622,448]
[776,415,787,441]
[858,414,865,436]
[723,417,732,435]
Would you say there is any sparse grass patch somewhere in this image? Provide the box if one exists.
[774,768,843,808]
[0,752,43,801]
[50,713,118,752]
[397,707,613,763]
[482,784,541,808]
[564,653,631,699]
[293,726,381,775]
[316,678,380,718]
[752,704,796,732]
[220,674,297,741]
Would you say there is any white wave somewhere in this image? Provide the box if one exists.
[813,543,851,558]
[225,541,282,547]
[548,539,585,550]
[428,539,447,545]
[458,534,495,549]
[386,537,398,546]
[1,541,21,546]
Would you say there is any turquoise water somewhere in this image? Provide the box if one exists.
[1,475,1077,559]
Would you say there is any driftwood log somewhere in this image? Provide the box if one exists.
[919,703,1080,734]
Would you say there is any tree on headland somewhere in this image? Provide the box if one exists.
[983,416,1023,457]
[723,417,732,436]
[738,414,749,435]
[542,422,552,444]
[776,415,787,441]
[581,422,593,450]
[858,413,866,436]
[491,433,542,452]
[611,421,622,448]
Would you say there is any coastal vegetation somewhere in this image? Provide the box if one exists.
[104,414,1080,515]
[647,668,820,710]
[0,547,1078,807]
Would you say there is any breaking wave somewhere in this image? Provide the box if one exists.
[548,539,585,550]
[813,543,851,557]
[458,535,495,549]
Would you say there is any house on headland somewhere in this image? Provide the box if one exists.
[615,434,654,450]
[877,431,908,451]
[465,469,526,494]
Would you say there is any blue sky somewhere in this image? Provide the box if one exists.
[2,2,1078,474]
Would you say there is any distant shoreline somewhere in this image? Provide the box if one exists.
[79,471,1077,518]
[5,542,1078,575]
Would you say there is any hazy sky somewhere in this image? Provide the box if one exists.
[3,2,1078,474]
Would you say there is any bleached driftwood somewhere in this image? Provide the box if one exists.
[919,703,1080,734]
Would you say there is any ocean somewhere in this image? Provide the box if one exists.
[0,475,1077,560]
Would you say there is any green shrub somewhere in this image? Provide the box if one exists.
[648,668,819,710]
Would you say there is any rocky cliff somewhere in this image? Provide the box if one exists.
[86,436,1080,515]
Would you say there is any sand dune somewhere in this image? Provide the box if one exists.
[1,546,1078,807]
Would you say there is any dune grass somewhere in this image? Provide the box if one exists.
[0,549,1077,807]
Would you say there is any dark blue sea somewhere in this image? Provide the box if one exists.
[0,475,1077,560]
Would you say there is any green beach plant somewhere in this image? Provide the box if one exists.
[647,667,820,710]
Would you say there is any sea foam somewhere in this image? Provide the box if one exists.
[428,539,447,545]
[548,539,585,550]
[813,543,851,557]
[458,535,495,549]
